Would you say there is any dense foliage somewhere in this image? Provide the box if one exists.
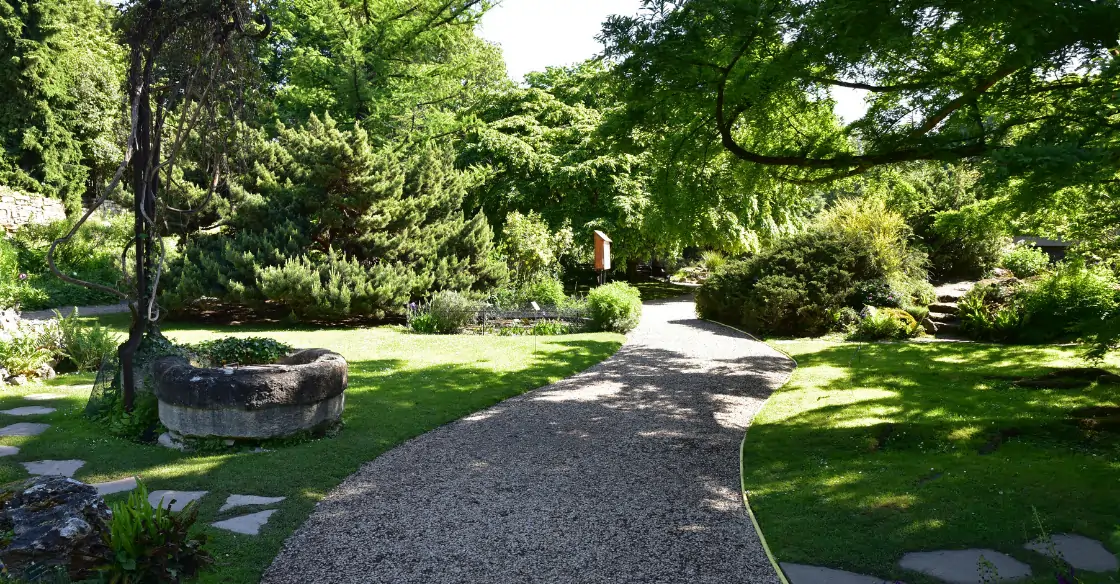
[189,337,292,367]
[586,282,642,333]
[163,115,503,320]
[959,265,1120,347]
[697,201,932,336]
[104,480,213,583]
[1000,245,1051,278]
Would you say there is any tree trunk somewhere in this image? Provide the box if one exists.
[626,258,639,282]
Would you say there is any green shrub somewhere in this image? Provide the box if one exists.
[257,250,412,321]
[903,304,930,323]
[925,207,1008,281]
[851,307,921,341]
[427,290,479,334]
[499,210,573,284]
[103,479,213,583]
[587,282,642,333]
[530,320,574,335]
[517,275,567,307]
[1017,263,1119,343]
[55,309,117,372]
[848,279,903,308]
[957,280,1025,342]
[0,238,18,280]
[189,337,292,367]
[700,250,727,272]
[407,308,439,334]
[1001,244,1050,278]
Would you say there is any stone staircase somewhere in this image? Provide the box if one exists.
[925,281,975,336]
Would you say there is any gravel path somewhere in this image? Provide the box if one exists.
[20,302,129,321]
[263,296,795,584]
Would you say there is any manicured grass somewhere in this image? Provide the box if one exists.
[743,340,1120,584]
[0,319,622,583]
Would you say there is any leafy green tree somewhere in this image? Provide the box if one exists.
[603,0,1120,185]
[0,0,124,210]
[264,0,506,140]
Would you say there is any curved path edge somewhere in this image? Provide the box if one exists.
[264,296,796,584]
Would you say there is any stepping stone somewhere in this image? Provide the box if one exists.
[219,494,286,512]
[0,423,49,436]
[1025,534,1119,572]
[22,460,85,478]
[23,393,66,401]
[900,549,1032,583]
[0,446,19,457]
[93,477,139,497]
[211,509,276,535]
[0,406,56,416]
[148,490,208,512]
[782,563,895,584]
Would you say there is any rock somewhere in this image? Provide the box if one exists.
[899,549,1032,583]
[147,490,207,512]
[1024,534,1119,572]
[219,494,286,512]
[22,460,85,478]
[34,364,56,380]
[0,406,56,416]
[23,393,65,401]
[92,477,138,497]
[0,446,18,457]
[6,375,27,386]
[0,423,50,436]
[151,349,348,440]
[0,476,112,580]
[211,510,276,535]
[921,318,938,334]
[782,563,895,584]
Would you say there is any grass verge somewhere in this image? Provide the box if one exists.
[0,318,622,583]
[742,340,1120,584]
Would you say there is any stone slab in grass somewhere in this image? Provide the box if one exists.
[23,393,66,401]
[782,563,896,584]
[0,406,56,416]
[0,422,49,436]
[219,494,286,512]
[93,477,138,497]
[0,446,19,457]
[148,490,207,512]
[1024,534,1119,572]
[22,460,85,478]
[900,550,1032,583]
[212,510,276,535]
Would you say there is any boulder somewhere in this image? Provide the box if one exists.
[0,476,112,580]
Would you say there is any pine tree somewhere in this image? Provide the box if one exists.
[163,114,500,319]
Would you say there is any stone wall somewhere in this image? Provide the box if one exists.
[0,186,66,233]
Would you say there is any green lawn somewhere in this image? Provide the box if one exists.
[0,318,623,583]
[743,340,1120,584]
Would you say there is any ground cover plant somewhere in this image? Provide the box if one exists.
[0,316,622,583]
[742,340,1120,583]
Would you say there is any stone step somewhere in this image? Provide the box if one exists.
[935,321,962,334]
[928,302,958,315]
[938,293,966,303]
[928,312,959,324]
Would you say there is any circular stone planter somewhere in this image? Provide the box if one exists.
[151,349,348,443]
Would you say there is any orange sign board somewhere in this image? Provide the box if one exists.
[593,231,611,271]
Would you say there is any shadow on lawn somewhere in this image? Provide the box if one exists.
[0,337,625,582]
[259,318,796,583]
[741,341,1120,581]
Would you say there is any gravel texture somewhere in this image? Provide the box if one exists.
[263,296,795,584]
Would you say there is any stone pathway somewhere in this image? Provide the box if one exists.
[20,302,129,322]
[264,296,796,584]
[220,494,286,512]
[0,422,49,436]
[900,550,1031,583]
[782,563,894,584]
[93,477,138,496]
[213,510,278,535]
[148,490,208,512]
[22,459,84,477]
[0,406,56,416]
[1025,534,1119,572]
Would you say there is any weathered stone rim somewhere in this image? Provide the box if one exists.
[151,348,348,410]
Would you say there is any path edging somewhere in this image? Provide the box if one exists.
[702,317,796,584]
